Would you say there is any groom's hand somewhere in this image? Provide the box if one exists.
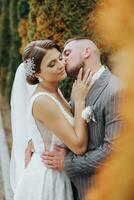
[25,139,35,168]
[41,145,67,171]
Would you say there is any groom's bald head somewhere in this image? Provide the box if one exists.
[64,37,100,56]
[63,37,101,78]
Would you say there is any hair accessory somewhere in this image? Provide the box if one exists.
[24,57,36,77]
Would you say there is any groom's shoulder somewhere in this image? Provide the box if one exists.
[107,71,124,93]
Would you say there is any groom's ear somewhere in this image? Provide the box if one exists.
[83,47,91,59]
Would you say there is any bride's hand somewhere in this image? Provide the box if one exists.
[71,68,93,103]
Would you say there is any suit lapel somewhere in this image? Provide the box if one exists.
[86,68,112,105]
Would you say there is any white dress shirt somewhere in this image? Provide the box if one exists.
[92,65,105,82]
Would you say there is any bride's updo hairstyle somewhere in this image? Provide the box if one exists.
[22,40,61,85]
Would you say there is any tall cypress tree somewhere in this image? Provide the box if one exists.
[17,0,29,19]
[0,0,11,95]
[6,0,21,101]
[17,0,30,53]
[0,0,2,15]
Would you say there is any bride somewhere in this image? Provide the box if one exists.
[10,40,92,200]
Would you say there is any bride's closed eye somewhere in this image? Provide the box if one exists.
[48,54,63,68]
[48,60,56,68]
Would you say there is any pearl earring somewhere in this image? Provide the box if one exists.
[38,77,44,82]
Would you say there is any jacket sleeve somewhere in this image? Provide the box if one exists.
[64,91,124,177]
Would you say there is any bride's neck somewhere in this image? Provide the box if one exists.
[38,80,58,94]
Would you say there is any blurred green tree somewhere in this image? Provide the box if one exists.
[0,0,2,14]
[6,0,21,101]
[17,0,29,19]
[0,0,11,95]
[17,0,30,53]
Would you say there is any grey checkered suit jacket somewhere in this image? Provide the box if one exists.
[64,68,124,200]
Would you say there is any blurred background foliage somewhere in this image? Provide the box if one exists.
[0,1,133,200]
[0,0,101,101]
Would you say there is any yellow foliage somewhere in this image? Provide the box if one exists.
[94,0,134,50]
[18,0,71,52]
[86,1,134,199]
[18,19,29,55]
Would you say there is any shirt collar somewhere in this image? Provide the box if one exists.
[92,65,105,82]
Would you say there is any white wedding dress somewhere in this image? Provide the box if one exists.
[14,92,74,200]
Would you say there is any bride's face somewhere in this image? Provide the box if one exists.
[38,48,67,82]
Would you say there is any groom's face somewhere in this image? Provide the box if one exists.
[63,41,85,78]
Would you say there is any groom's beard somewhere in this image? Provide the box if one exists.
[66,61,85,79]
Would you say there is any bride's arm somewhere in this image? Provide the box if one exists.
[33,69,92,155]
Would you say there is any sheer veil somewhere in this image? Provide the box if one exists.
[10,63,37,192]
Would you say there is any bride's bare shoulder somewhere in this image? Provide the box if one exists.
[32,94,60,120]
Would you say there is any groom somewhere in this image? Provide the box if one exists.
[26,38,124,200]
[40,38,124,200]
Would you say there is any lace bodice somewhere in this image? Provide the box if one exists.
[28,91,74,154]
